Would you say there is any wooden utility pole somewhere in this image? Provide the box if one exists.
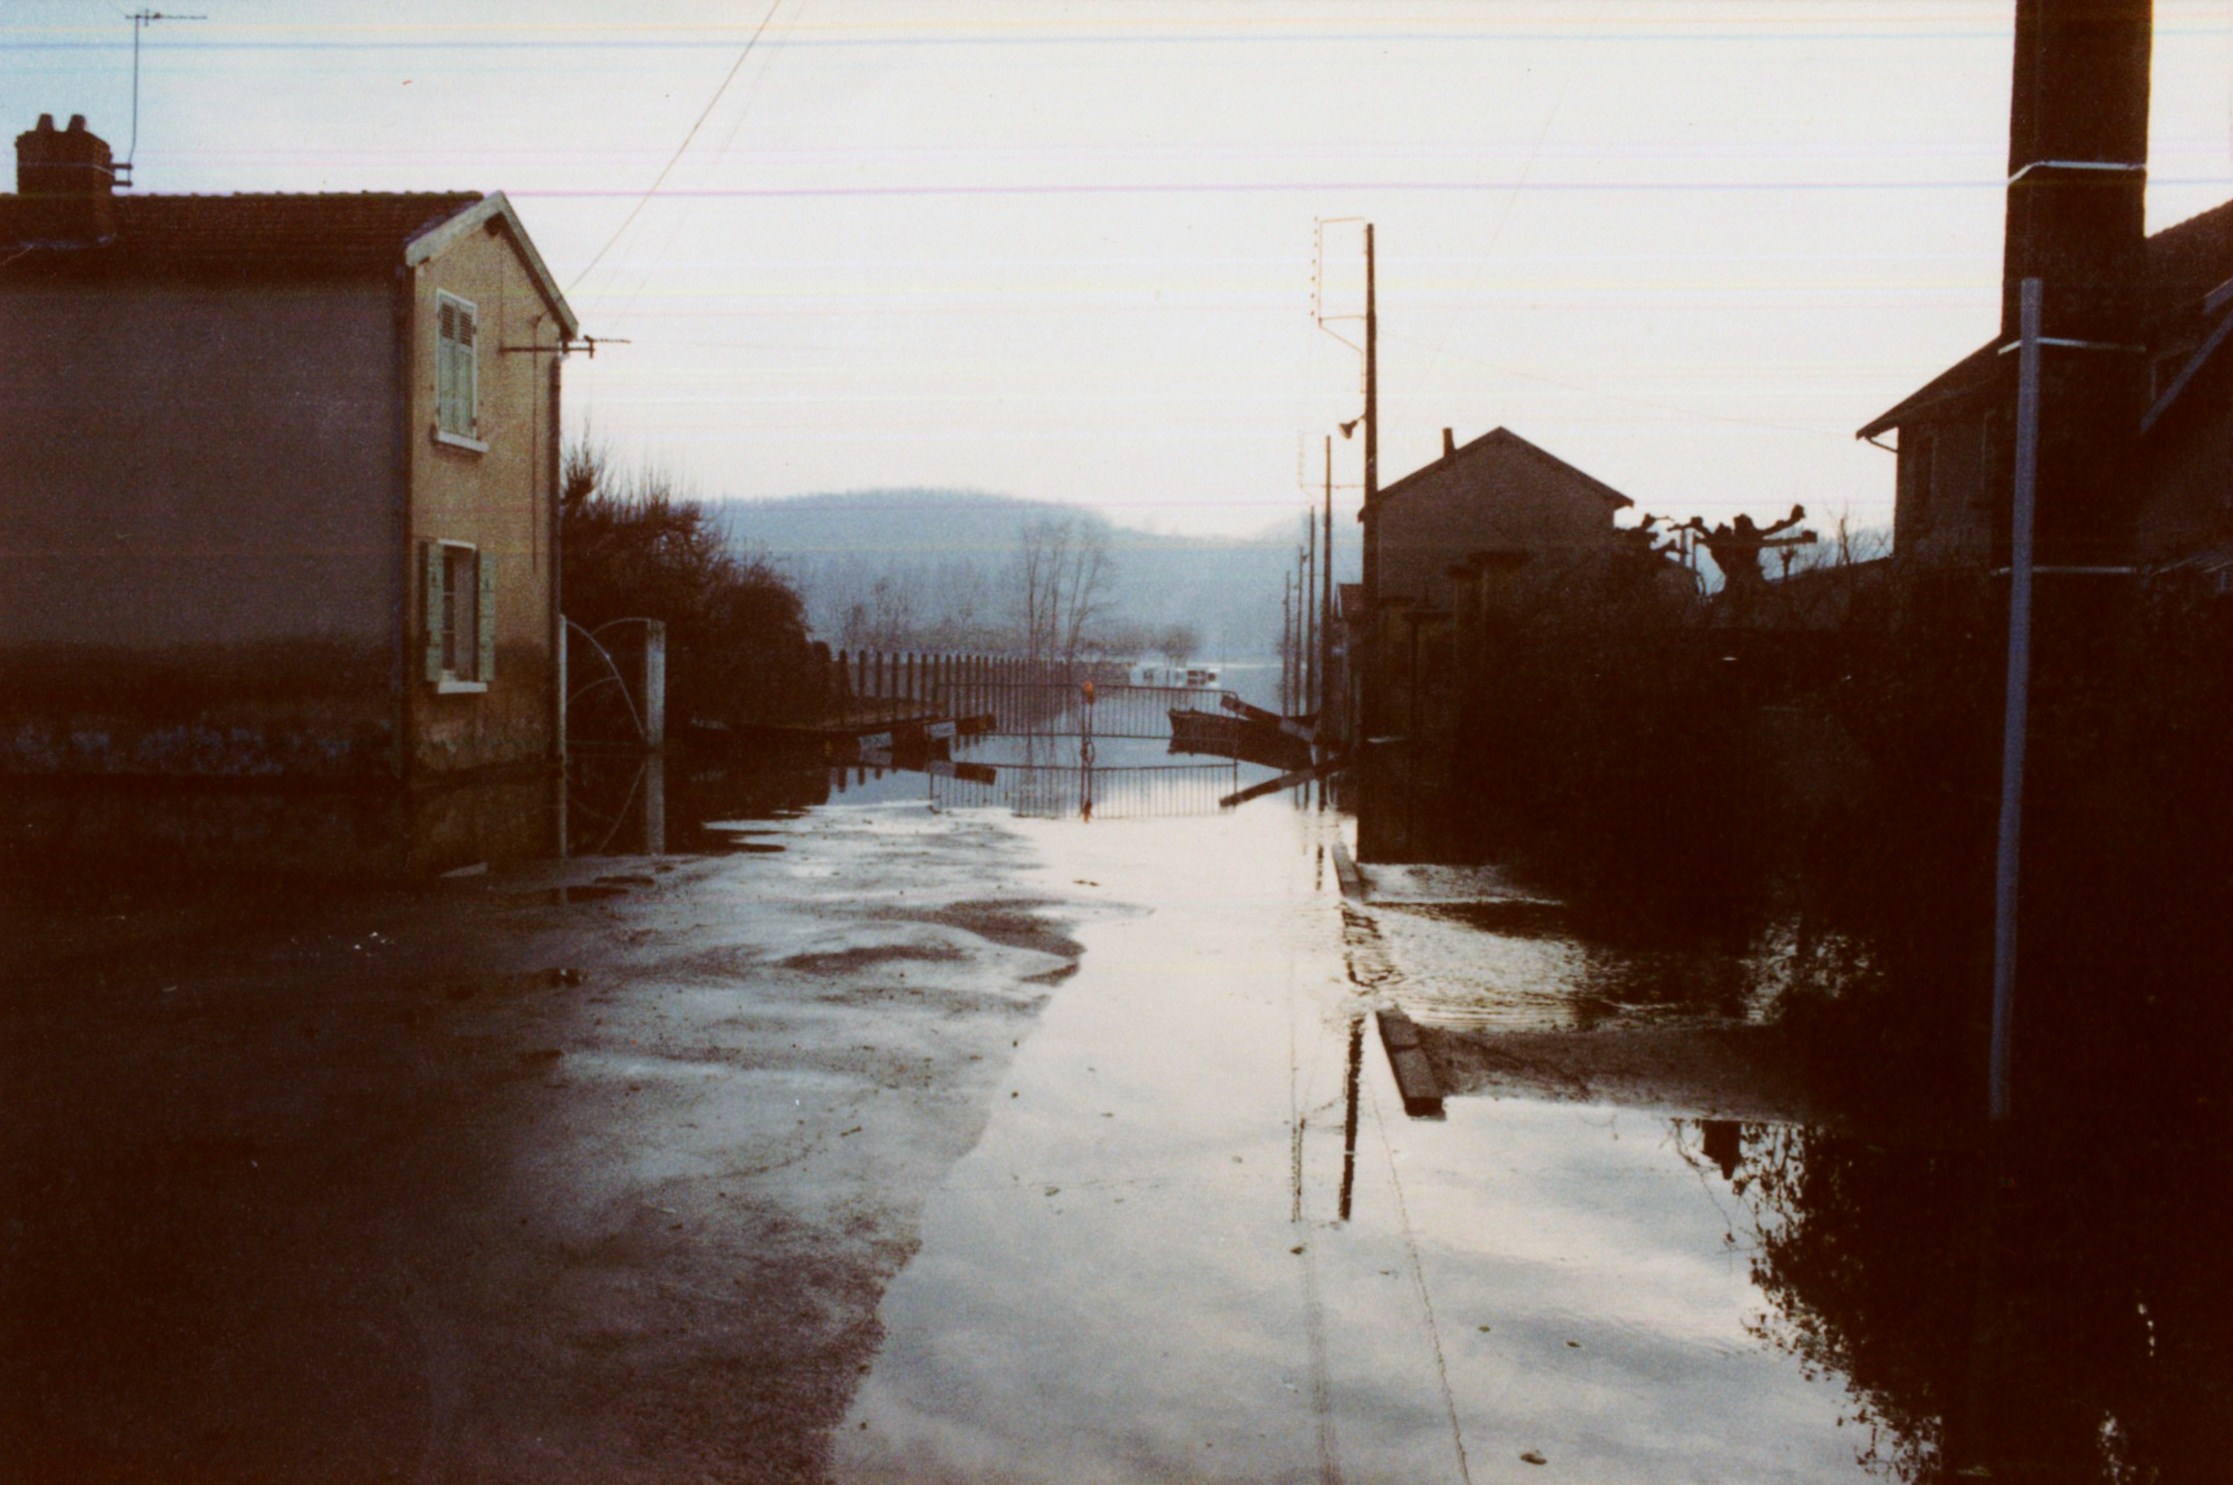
[1286,571,1304,714]
[1362,223,1378,605]
[1360,224,1380,735]
[1302,531,1315,714]
[1321,435,1335,733]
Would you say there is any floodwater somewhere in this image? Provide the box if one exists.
[558,723,2231,1483]
[828,803,1870,1483]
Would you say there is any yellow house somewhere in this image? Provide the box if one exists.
[0,114,579,875]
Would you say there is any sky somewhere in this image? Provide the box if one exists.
[8,1,2232,537]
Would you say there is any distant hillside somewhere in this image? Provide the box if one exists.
[709,489,1358,661]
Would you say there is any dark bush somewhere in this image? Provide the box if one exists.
[561,440,825,734]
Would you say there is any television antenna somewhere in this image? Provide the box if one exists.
[122,9,207,185]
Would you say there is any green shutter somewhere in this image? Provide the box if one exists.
[476,553,497,682]
[460,303,478,436]
[423,542,446,682]
[437,301,458,433]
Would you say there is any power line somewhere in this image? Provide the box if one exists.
[565,0,788,296]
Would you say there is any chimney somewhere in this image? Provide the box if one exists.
[1999,0,2152,567]
[2000,1,2151,343]
[1442,428,1456,459]
[14,113,118,243]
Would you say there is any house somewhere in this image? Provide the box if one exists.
[1370,426,1635,615]
[1350,425,1640,739]
[1858,198,2233,573]
[0,114,579,875]
[1343,427,1647,858]
[1856,0,2230,581]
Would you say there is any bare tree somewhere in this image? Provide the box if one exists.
[1016,514,1114,673]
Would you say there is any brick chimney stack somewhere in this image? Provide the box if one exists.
[13,113,118,244]
[1999,0,2152,568]
[2001,0,2152,343]
[1442,428,1456,459]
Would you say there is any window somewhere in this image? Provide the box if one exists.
[1904,427,1936,534]
[436,291,479,442]
[423,540,494,691]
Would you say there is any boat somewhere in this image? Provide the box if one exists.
[1130,662,1222,689]
[1168,697,1313,771]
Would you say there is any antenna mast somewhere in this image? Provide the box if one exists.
[124,9,207,185]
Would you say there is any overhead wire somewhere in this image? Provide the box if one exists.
[607,0,812,332]
[565,0,790,298]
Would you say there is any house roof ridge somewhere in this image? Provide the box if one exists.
[1379,424,1632,508]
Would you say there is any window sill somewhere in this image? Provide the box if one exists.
[433,428,490,455]
[435,678,488,695]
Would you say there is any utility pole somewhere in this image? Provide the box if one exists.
[1302,531,1315,715]
[1362,223,1378,607]
[1360,223,1380,736]
[1990,277,2044,1126]
[1310,217,1377,733]
[1321,435,1335,734]
[1286,571,1304,714]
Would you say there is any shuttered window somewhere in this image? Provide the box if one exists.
[436,292,478,438]
[423,539,495,689]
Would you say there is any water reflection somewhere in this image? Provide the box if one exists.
[565,748,833,856]
[565,734,1293,853]
[834,805,1883,1484]
[1703,1119,2233,1483]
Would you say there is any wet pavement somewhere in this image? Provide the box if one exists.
[5,730,2228,1482]
[831,803,1876,1484]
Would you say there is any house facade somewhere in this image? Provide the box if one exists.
[0,114,578,875]
[1859,198,2233,573]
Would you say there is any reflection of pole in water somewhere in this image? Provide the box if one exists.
[641,753,666,855]
[1079,681,1096,822]
[1339,1012,1364,1221]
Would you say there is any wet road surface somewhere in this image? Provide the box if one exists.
[833,801,1875,1484]
[6,741,2225,1481]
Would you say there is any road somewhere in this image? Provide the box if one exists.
[8,759,2211,1482]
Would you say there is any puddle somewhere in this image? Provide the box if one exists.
[530,884,630,905]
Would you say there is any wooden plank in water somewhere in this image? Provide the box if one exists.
[1330,842,1366,901]
[1376,1008,1444,1118]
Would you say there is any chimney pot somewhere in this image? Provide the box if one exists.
[14,112,118,243]
[1442,428,1456,458]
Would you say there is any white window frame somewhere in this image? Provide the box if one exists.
[423,539,495,693]
[435,290,486,451]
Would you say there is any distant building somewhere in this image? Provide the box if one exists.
[1371,426,1635,614]
[0,114,579,874]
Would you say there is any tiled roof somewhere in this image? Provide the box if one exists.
[1379,426,1633,510]
[0,191,485,278]
[1858,194,2233,438]
[2144,196,2233,326]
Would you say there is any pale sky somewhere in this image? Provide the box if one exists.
[9,2,2232,536]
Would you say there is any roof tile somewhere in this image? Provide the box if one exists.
[0,191,486,277]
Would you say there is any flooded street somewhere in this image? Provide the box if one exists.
[833,799,1872,1485]
[5,728,2226,1482]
